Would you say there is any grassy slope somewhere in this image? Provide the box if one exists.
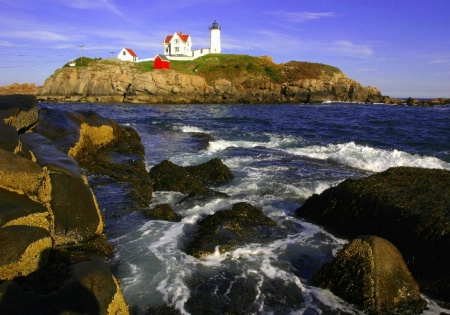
[65,55,343,85]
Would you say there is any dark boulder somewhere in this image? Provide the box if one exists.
[143,203,182,222]
[296,166,450,302]
[149,160,208,194]
[149,158,234,204]
[0,256,128,314]
[0,225,52,280]
[56,258,128,314]
[185,202,278,258]
[149,158,233,198]
[0,188,48,229]
[185,158,234,185]
[0,148,46,201]
[20,132,83,180]
[35,107,152,210]
[313,235,426,315]
[0,94,38,131]
[185,269,304,314]
[33,107,84,154]
[0,122,19,152]
[48,172,103,245]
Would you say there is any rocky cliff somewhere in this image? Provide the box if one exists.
[37,56,388,104]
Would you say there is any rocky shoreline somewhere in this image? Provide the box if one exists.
[1,94,449,314]
[3,81,449,106]
[0,94,144,314]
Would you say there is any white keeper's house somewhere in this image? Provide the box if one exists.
[162,20,222,61]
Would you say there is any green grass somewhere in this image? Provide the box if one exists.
[282,61,342,80]
[63,57,101,67]
[168,54,284,84]
[62,54,343,84]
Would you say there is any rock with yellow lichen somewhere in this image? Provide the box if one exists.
[313,235,427,315]
[34,106,153,211]
[0,94,130,314]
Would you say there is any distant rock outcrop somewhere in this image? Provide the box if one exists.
[37,58,387,104]
[0,83,39,95]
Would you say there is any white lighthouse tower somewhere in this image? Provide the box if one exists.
[209,20,221,54]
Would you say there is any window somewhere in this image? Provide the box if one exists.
[175,39,179,44]
[123,51,126,55]
[175,47,179,53]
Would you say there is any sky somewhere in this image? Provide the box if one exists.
[0,0,449,98]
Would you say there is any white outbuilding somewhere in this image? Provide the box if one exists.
[118,48,138,62]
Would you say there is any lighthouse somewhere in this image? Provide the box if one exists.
[209,20,221,54]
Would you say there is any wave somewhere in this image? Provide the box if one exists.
[286,141,450,172]
[173,125,207,133]
[207,133,304,153]
[207,132,450,173]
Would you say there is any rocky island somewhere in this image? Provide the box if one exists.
[35,55,389,104]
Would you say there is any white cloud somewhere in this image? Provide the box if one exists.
[1,30,71,42]
[60,0,128,20]
[0,40,14,46]
[328,40,373,57]
[429,55,450,65]
[271,10,337,23]
[356,68,378,72]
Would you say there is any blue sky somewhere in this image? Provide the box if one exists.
[1,0,449,98]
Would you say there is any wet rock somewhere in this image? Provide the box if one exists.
[186,202,278,258]
[313,235,427,315]
[0,225,52,280]
[0,94,38,131]
[0,188,49,230]
[0,256,129,314]
[35,107,152,210]
[48,172,103,245]
[34,108,115,158]
[185,269,304,314]
[143,203,182,222]
[0,148,46,201]
[296,166,450,302]
[0,95,129,314]
[80,124,153,210]
[149,158,233,199]
[149,160,208,194]
[176,190,229,209]
[20,132,84,179]
[185,157,234,185]
[0,122,19,152]
[57,258,129,314]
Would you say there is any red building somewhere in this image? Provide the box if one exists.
[154,54,170,69]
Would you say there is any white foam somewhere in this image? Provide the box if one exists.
[207,133,304,153]
[173,125,206,133]
[287,141,450,172]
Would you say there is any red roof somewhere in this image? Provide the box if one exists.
[164,32,190,44]
[125,48,137,57]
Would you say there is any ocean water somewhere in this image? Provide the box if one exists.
[40,102,450,314]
